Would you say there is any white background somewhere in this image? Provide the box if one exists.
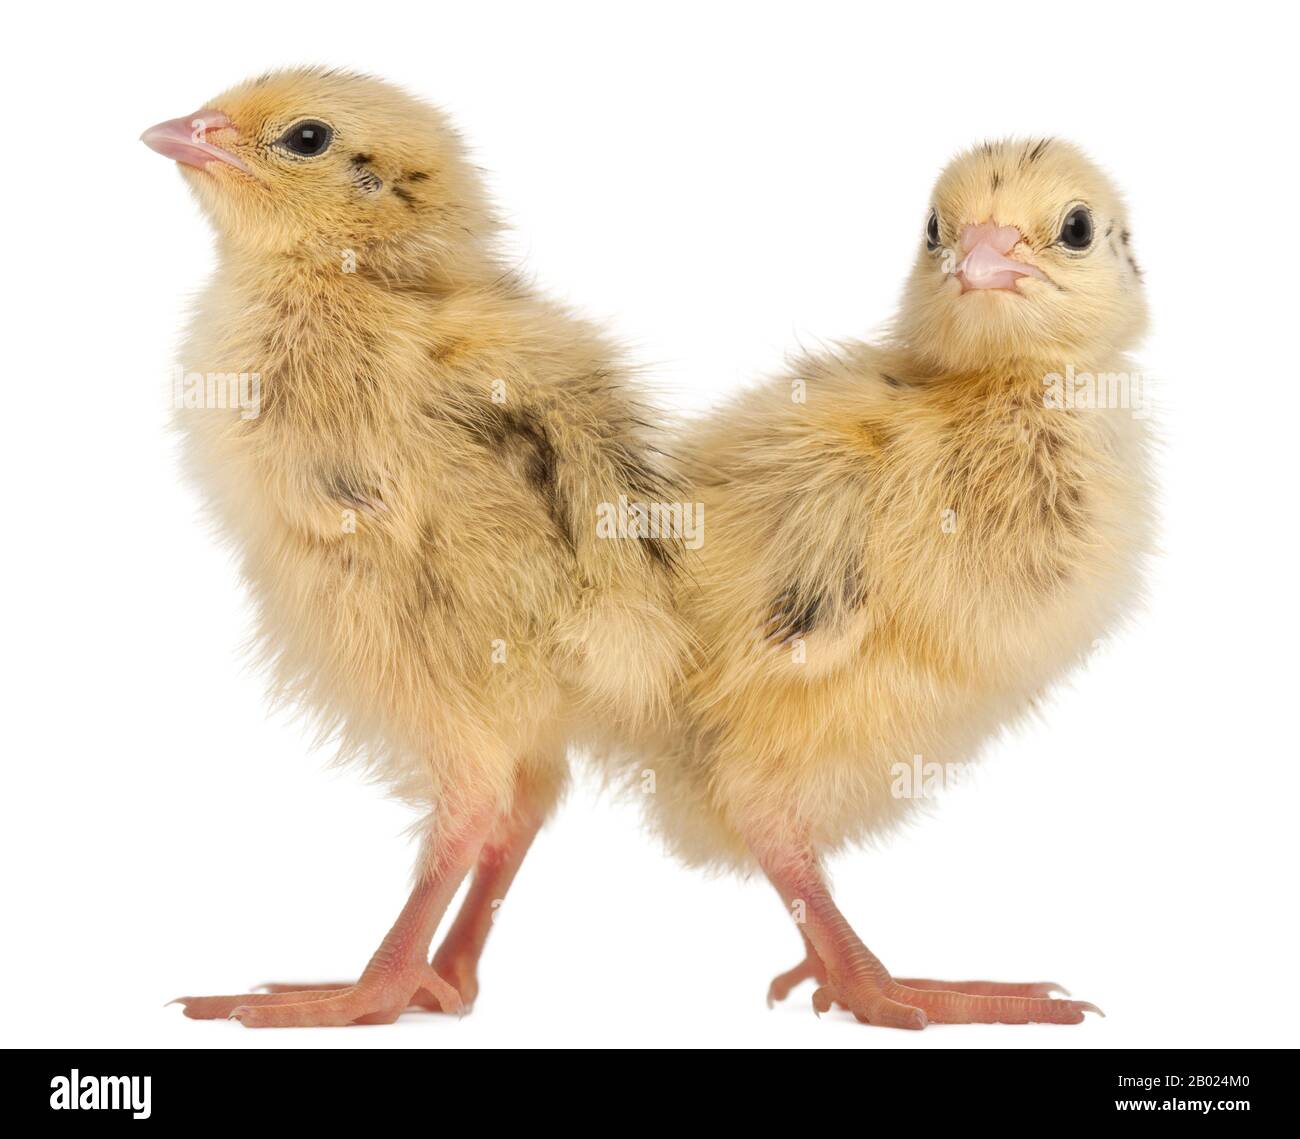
[2,0,1295,1050]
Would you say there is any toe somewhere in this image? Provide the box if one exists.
[415,966,464,1015]
[812,984,927,1029]
[862,996,928,1030]
[894,985,1102,1025]
[256,981,352,994]
[174,990,342,1020]
[893,978,1071,999]
[231,992,392,1028]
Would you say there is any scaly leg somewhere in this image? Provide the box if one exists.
[426,791,546,1009]
[255,776,549,1012]
[174,805,495,1027]
[753,840,1099,1028]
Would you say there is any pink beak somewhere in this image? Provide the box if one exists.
[140,110,250,174]
[957,222,1048,291]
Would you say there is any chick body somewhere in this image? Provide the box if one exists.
[181,249,682,820]
[157,68,685,1024]
[637,139,1152,1026]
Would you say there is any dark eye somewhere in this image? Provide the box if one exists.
[277,120,333,157]
[926,209,941,251]
[1059,205,1094,250]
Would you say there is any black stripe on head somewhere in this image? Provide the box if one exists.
[350,153,382,193]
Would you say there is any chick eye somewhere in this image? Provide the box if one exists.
[277,120,333,157]
[925,209,941,251]
[1059,205,1094,250]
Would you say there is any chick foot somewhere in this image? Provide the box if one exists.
[174,806,495,1027]
[255,979,447,1012]
[811,977,1099,1026]
[244,790,545,1019]
[755,842,1101,1029]
[175,964,461,1025]
[768,952,1066,1006]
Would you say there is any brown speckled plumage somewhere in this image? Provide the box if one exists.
[624,140,1152,1028]
[160,68,687,1024]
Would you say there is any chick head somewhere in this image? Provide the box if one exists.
[142,67,495,272]
[897,139,1146,373]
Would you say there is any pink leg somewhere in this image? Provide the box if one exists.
[259,780,549,1013]
[174,805,495,1027]
[427,792,546,1009]
[754,840,1100,1028]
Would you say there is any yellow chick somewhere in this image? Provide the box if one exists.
[640,139,1151,1027]
[144,67,687,1026]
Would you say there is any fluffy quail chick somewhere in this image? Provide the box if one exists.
[645,139,1151,1027]
[143,68,686,1027]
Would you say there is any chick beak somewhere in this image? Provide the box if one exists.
[956,222,1048,292]
[140,111,250,175]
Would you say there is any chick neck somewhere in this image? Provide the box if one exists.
[211,228,500,300]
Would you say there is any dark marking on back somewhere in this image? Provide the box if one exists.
[858,421,893,452]
[766,586,822,643]
[427,384,684,572]
[410,519,452,619]
[431,401,570,548]
[766,562,864,644]
[841,562,868,611]
[606,440,685,573]
[325,470,384,513]
[496,410,564,539]
[991,170,1002,190]
[426,339,468,365]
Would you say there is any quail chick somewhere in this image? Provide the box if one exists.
[143,67,686,1026]
[643,139,1151,1027]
